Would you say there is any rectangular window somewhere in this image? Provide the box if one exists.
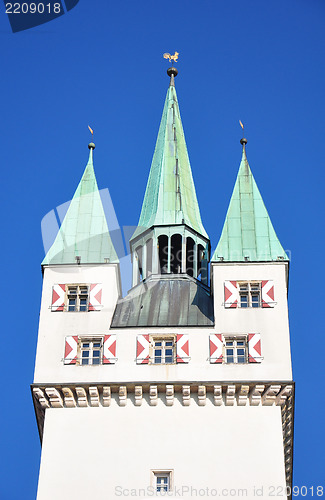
[67,285,89,312]
[150,336,176,364]
[151,470,173,493]
[224,337,248,364]
[79,338,103,365]
[239,282,261,308]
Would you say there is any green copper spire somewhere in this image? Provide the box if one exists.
[136,69,208,239]
[42,143,119,266]
[212,139,288,262]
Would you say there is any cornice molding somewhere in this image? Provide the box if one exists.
[32,381,294,494]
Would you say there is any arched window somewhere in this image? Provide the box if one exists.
[146,238,153,277]
[186,237,195,277]
[170,234,182,274]
[158,235,168,274]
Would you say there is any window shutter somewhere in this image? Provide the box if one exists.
[103,335,117,364]
[209,334,223,363]
[136,335,150,364]
[224,281,239,308]
[261,280,275,308]
[176,334,190,363]
[248,333,262,363]
[89,284,102,311]
[64,336,78,365]
[51,284,66,311]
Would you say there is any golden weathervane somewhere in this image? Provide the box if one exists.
[163,51,179,64]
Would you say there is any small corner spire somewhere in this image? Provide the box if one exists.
[163,51,179,86]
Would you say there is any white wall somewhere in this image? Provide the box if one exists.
[34,264,121,383]
[36,402,287,500]
[210,262,292,381]
[34,262,292,384]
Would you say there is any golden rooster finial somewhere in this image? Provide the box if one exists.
[163,51,179,64]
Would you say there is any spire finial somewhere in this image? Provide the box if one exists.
[239,120,247,148]
[163,52,179,86]
[88,125,95,150]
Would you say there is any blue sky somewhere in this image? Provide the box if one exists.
[0,0,324,498]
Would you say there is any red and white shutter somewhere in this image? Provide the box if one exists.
[103,334,117,364]
[176,334,189,363]
[224,281,239,308]
[209,334,223,363]
[261,280,275,308]
[136,335,150,364]
[64,336,78,365]
[51,284,66,311]
[248,333,262,363]
[88,284,102,311]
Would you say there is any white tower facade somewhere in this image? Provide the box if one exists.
[33,71,294,500]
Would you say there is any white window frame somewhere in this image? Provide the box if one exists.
[149,335,176,365]
[224,336,248,364]
[238,281,261,308]
[78,336,103,366]
[66,284,89,312]
[151,470,173,493]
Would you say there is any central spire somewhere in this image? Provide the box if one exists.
[135,67,208,239]
[130,66,210,286]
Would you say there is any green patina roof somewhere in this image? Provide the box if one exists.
[134,78,208,239]
[212,143,288,262]
[42,146,119,266]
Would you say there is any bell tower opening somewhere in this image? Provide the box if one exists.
[170,234,182,273]
[135,245,143,281]
[158,235,168,274]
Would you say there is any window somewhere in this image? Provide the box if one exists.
[64,334,116,365]
[151,471,173,493]
[224,337,247,364]
[136,334,189,364]
[67,285,89,312]
[239,281,261,308]
[80,338,103,365]
[151,337,176,364]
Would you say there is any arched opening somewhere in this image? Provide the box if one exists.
[186,237,195,277]
[158,235,168,274]
[170,234,182,273]
[197,244,205,280]
[135,246,143,282]
[146,238,153,277]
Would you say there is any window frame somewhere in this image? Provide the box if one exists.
[77,336,104,366]
[66,284,89,312]
[149,335,176,365]
[223,335,248,364]
[238,281,261,308]
[151,470,173,493]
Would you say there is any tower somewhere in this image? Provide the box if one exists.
[32,67,294,499]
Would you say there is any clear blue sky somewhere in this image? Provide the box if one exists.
[0,0,324,498]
